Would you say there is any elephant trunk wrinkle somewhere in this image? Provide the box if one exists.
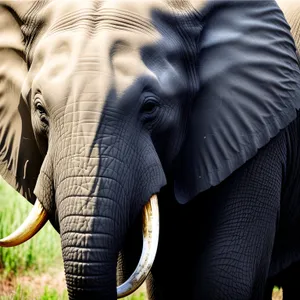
[60,213,119,298]
[57,187,126,298]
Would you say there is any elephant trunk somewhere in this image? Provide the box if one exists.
[58,191,121,299]
[54,147,129,299]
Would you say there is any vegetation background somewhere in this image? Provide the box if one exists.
[0,177,282,299]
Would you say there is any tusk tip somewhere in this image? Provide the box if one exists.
[0,199,48,247]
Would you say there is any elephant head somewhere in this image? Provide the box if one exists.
[1,0,300,299]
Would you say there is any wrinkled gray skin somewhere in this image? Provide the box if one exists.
[0,1,197,298]
[1,0,300,299]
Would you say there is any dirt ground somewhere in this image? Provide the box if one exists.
[0,268,66,298]
[0,269,146,298]
[272,290,283,300]
[0,271,283,300]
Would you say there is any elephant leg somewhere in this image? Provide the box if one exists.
[146,272,165,300]
[192,130,286,300]
[280,261,300,300]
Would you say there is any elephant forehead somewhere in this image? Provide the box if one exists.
[33,0,207,26]
[23,0,207,102]
[23,0,208,60]
[26,25,159,104]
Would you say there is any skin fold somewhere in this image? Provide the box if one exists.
[0,0,300,299]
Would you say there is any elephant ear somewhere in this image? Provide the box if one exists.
[0,3,42,203]
[174,1,300,204]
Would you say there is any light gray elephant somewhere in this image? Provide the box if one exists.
[1,0,300,299]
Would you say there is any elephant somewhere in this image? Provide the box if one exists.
[1,0,300,299]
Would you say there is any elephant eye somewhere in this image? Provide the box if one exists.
[36,102,46,115]
[34,101,49,128]
[142,98,160,115]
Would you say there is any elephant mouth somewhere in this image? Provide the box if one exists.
[0,194,159,298]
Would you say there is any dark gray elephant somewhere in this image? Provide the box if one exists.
[1,0,300,299]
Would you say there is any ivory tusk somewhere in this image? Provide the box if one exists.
[0,199,48,247]
[117,194,159,298]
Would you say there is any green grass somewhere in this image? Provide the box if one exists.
[123,294,146,300]
[0,177,62,276]
[0,284,69,300]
